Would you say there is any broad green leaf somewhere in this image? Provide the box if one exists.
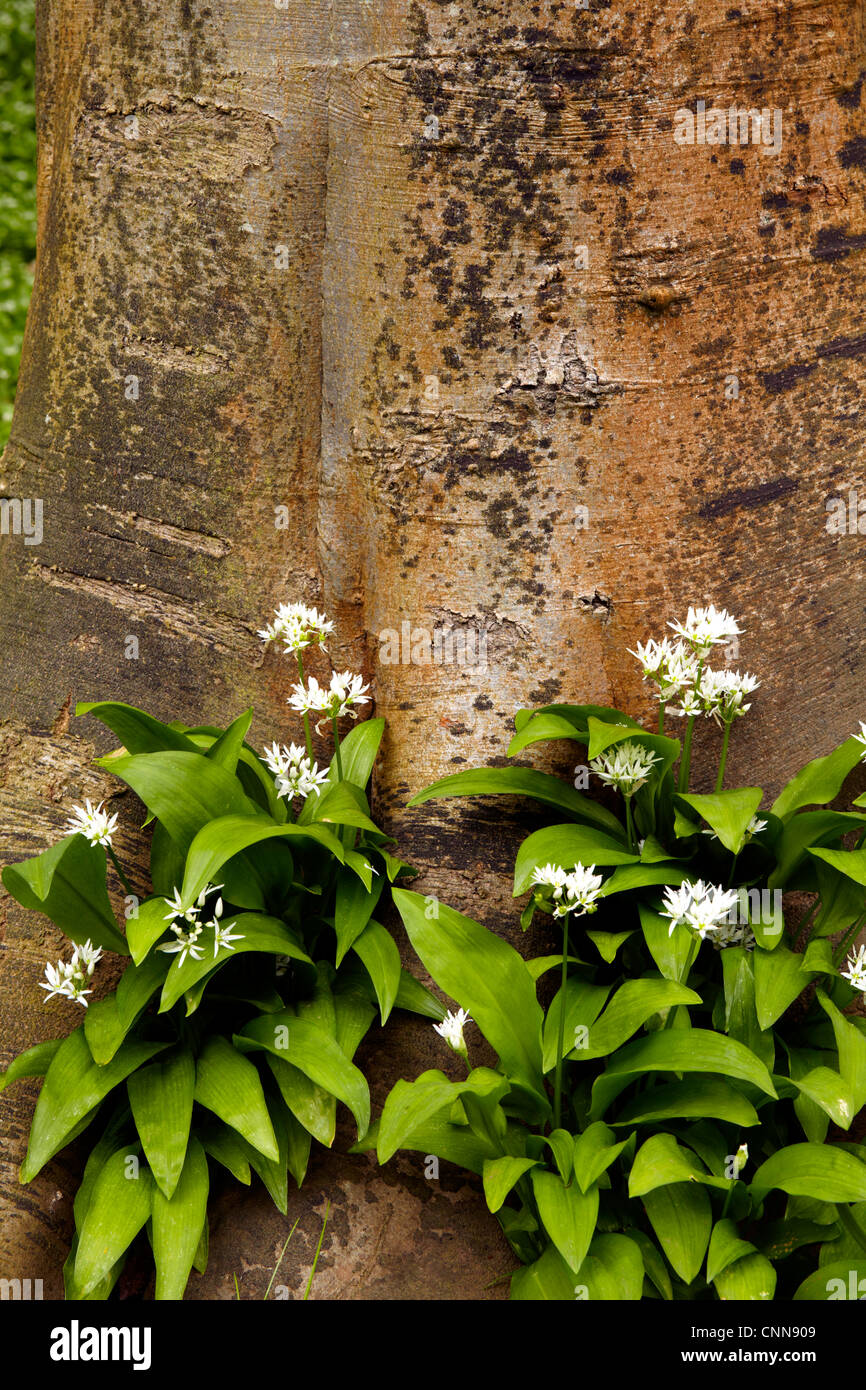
[787,1068,855,1130]
[393,888,544,1094]
[127,895,176,964]
[810,844,866,888]
[510,1243,576,1300]
[602,1027,777,1095]
[514,824,637,895]
[639,904,699,984]
[377,1068,508,1164]
[677,787,763,855]
[812,857,866,938]
[297,718,384,820]
[630,1134,716,1198]
[76,700,199,754]
[128,1048,195,1199]
[73,1148,153,1297]
[543,976,611,1072]
[573,979,702,1061]
[626,1228,672,1299]
[817,989,866,1117]
[180,814,344,908]
[772,737,865,820]
[105,750,256,855]
[0,1039,61,1093]
[643,1182,711,1284]
[236,1011,371,1139]
[408,765,626,837]
[284,1106,313,1190]
[2,835,127,954]
[769,810,866,890]
[352,918,401,1023]
[84,955,168,1065]
[482,1156,539,1212]
[21,1031,167,1182]
[585,929,634,963]
[332,974,378,1058]
[715,1252,777,1300]
[354,1114,497,1176]
[506,712,591,757]
[309,781,381,835]
[544,1129,576,1184]
[151,1136,209,1299]
[334,864,384,965]
[754,943,815,1030]
[575,1233,644,1301]
[266,1055,336,1147]
[158,913,312,1013]
[759,1218,840,1261]
[572,1123,628,1194]
[752,1143,866,1203]
[626,1088,750,1146]
[794,1259,866,1300]
[198,1120,251,1184]
[242,1093,297,1212]
[393,969,447,1022]
[599,864,693,898]
[203,710,252,775]
[585,719,679,772]
[531,1169,599,1273]
[194,1036,278,1161]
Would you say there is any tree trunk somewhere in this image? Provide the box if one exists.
[2,0,865,1297]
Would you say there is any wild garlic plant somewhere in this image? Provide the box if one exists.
[0,604,443,1301]
[372,606,866,1301]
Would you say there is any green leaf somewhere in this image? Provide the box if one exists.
[817,989,866,1118]
[266,1055,336,1147]
[585,929,634,963]
[752,1144,866,1203]
[572,1123,629,1194]
[643,1182,711,1285]
[151,1136,209,1299]
[573,979,702,1060]
[194,1036,279,1161]
[180,814,345,908]
[408,765,626,837]
[639,904,699,984]
[616,1077,759,1128]
[105,751,256,855]
[626,1228,672,1299]
[482,1156,539,1212]
[543,976,611,1072]
[714,1251,777,1301]
[771,736,865,821]
[630,1134,713,1197]
[601,1027,777,1095]
[677,787,763,855]
[599,864,693,898]
[73,1148,153,1297]
[393,888,544,1094]
[754,943,815,1030]
[393,969,447,1022]
[204,710,252,775]
[531,1169,599,1273]
[575,1233,644,1301]
[794,1259,866,1300]
[721,947,774,1073]
[76,700,199,754]
[0,1039,61,1093]
[334,864,384,965]
[128,1048,196,1199]
[810,844,866,888]
[377,1068,508,1164]
[769,810,866,890]
[352,918,401,1023]
[811,858,866,938]
[236,1011,371,1140]
[356,1114,496,1176]
[2,835,128,954]
[198,1120,251,1184]
[297,718,385,821]
[506,712,591,757]
[510,1243,576,1300]
[158,913,312,1013]
[21,1031,167,1182]
[242,1092,295,1212]
[514,825,636,895]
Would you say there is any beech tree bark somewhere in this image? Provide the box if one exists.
[2,0,866,1297]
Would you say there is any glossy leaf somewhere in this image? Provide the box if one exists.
[752,1144,866,1203]
[714,1252,777,1301]
[572,1123,628,1194]
[482,1156,539,1213]
[194,1036,279,1162]
[377,1068,508,1164]
[677,787,763,855]
[408,765,626,837]
[151,1137,209,1299]
[531,1169,599,1273]
[334,864,384,965]
[236,1011,371,1140]
[510,1243,575,1300]
[73,1148,153,1297]
[2,835,127,954]
[643,1182,711,1285]
[127,1048,196,1199]
[573,979,702,1061]
[158,913,312,1013]
[352,918,402,1023]
[602,1027,777,1095]
[576,1233,644,1301]
[105,750,256,855]
[0,1039,61,1093]
[180,814,344,908]
[514,825,637,895]
[771,736,864,821]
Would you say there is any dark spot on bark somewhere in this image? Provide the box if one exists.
[837,136,866,170]
[473,694,493,710]
[699,475,798,517]
[729,158,745,174]
[811,225,866,262]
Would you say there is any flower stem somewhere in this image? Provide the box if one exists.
[625,795,636,853]
[296,652,313,761]
[332,715,344,782]
[107,846,133,896]
[715,720,733,793]
[678,716,696,793]
[553,914,571,1131]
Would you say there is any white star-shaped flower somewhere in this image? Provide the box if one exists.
[668,605,742,656]
[66,799,119,849]
[590,740,661,796]
[433,1007,472,1057]
[841,944,866,993]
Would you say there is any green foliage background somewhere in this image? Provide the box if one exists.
[0,1,35,449]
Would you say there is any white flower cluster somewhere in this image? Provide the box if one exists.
[660,879,744,943]
[630,606,759,725]
[41,940,103,1008]
[158,883,244,967]
[288,670,370,732]
[262,741,329,801]
[590,740,661,796]
[433,1007,472,1057]
[258,602,334,655]
[531,861,605,918]
[66,799,118,849]
[841,944,866,993]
